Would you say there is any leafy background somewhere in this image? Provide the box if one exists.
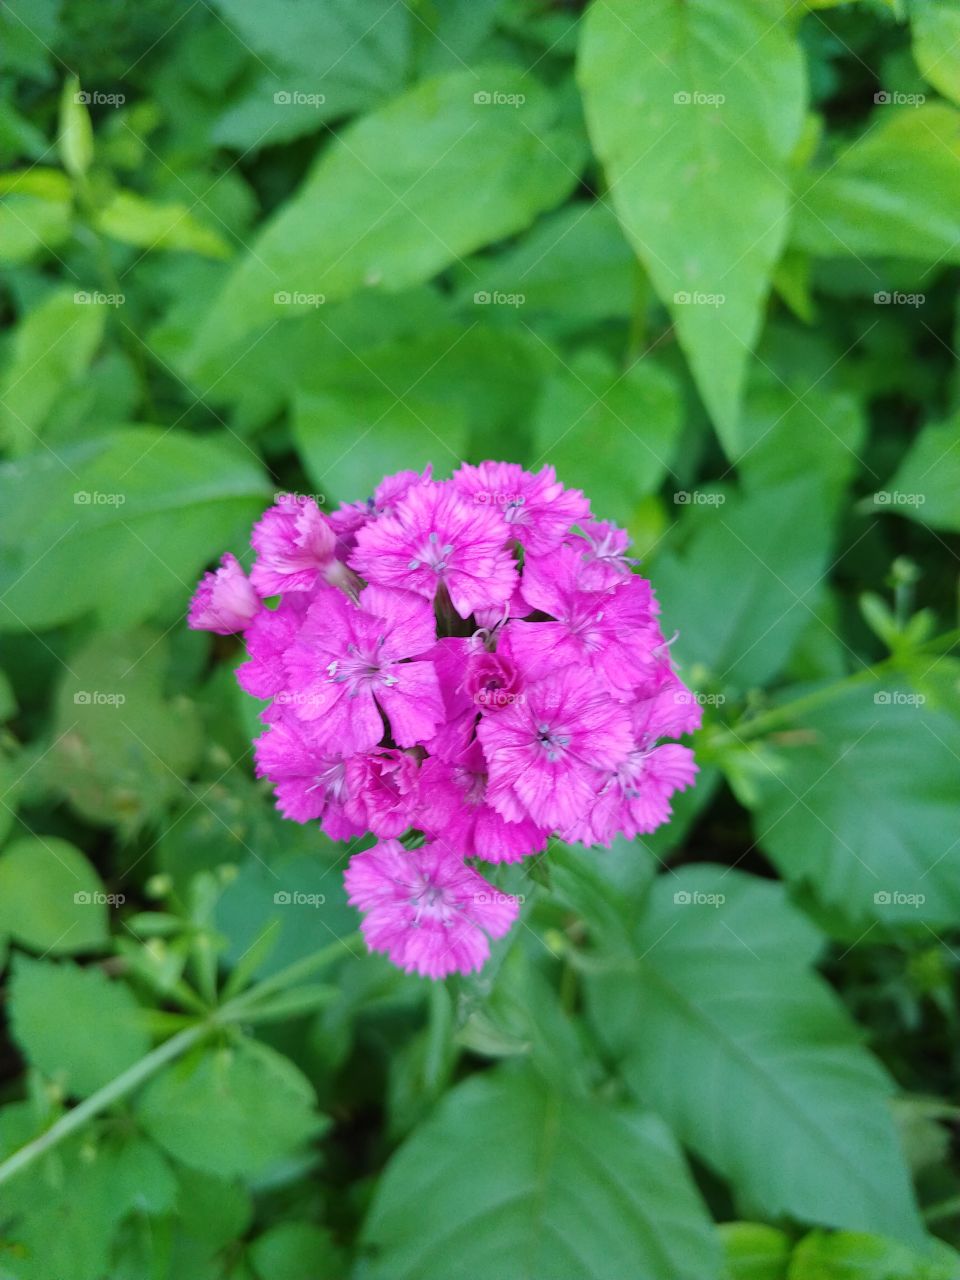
[0,0,959,1277]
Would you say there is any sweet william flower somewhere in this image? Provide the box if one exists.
[191,460,701,980]
[344,838,519,978]
[350,482,518,619]
[188,553,259,634]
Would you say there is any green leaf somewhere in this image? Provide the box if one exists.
[912,2,960,106]
[653,477,834,689]
[189,66,582,369]
[10,955,149,1097]
[0,426,270,631]
[720,1222,791,1280]
[578,0,806,449]
[211,0,411,150]
[748,675,960,926]
[0,287,104,454]
[137,1040,326,1176]
[792,105,960,264]
[532,351,683,524]
[0,836,108,954]
[877,413,960,532]
[586,866,922,1241]
[248,1223,346,1280]
[38,629,202,834]
[0,192,73,263]
[360,1066,722,1280]
[94,190,231,258]
[293,388,469,502]
[788,1229,960,1279]
[59,75,93,178]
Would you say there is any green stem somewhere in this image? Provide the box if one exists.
[0,931,362,1188]
[710,629,960,747]
[0,1021,208,1189]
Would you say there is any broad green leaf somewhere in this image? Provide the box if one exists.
[0,287,104,454]
[294,388,469,502]
[578,0,807,449]
[457,201,635,329]
[653,477,834,688]
[0,427,270,631]
[587,867,923,1240]
[0,193,73,263]
[0,836,108,954]
[720,1223,791,1280]
[211,0,411,150]
[37,630,202,835]
[912,3,960,106]
[748,676,960,926]
[248,1223,345,1280]
[360,1066,722,1280]
[877,413,960,532]
[137,1040,325,1176]
[792,105,960,264]
[214,847,359,981]
[789,1229,960,1279]
[95,190,231,258]
[10,955,149,1097]
[189,66,582,368]
[532,350,683,524]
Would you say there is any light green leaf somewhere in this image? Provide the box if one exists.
[248,1223,345,1280]
[10,956,149,1097]
[578,0,807,449]
[913,2,960,106]
[0,836,108,954]
[59,75,93,178]
[189,66,582,369]
[653,477,834,689]
[0,427,270,631]
[360,1066,722,1280]
[0,193,73,263]
[877,413,960,532]
[788,1229,960,1279]
[792,104,960,264]
[95,190,231,258]
[587,866,923,1241]
[532,350,683,524]
[0,287,104,454]
[748,675,960,926]
[137,1041,325,1176]
[720,1222,791,1280]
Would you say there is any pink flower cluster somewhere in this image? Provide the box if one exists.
[189,463,700,979]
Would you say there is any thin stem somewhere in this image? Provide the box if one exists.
[0,932,362,1188]
[0,1021,209,1188]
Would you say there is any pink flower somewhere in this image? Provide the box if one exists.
[250,495,341,595]
[478,665,632,830]
[350,483,517,619]
[564,743,698,846]
[344,749,420,838]
[420,747,548,863]
[344,838,519,978]
[574,520,637,589]
[510,544,658,693]
[253,718,361,841]
[283,585,443,754]
[452,462,589,555]
[235,593,312,699]
[188,553,260,634]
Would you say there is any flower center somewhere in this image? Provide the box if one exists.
[536,722,571,762]
[408,530,455,574]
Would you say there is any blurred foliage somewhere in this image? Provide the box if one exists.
[0,0,959,1277]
